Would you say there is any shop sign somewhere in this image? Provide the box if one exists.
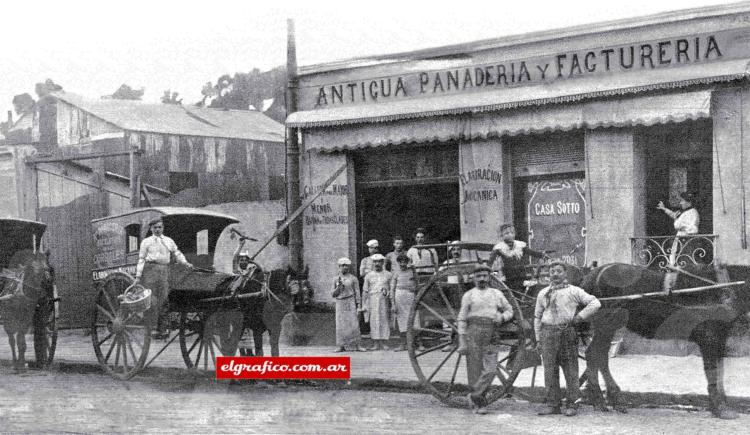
[302,183,350,226]
[308,29,750,109]
[93,222,125,269]
[525,178,586,266]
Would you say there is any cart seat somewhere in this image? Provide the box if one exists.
[168,266,233,293]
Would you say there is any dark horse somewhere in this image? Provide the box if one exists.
[238,265,313,356]
[0,250,55,372]
[579,262,750,419]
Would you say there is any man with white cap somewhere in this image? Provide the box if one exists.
[230,235,266,297]
[332,257,365,352]
[359,239,380,338]
[359,239,380,278]
[362,253,392,350]
[456,263,514,414]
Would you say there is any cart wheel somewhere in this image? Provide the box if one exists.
[406,267,471,407]
[31,296,57,368]
[407,268,539,407]
[91,272,151,380]
[179,308,243,371]
[485,274,541,403]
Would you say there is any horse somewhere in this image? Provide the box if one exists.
[237,265,313,357]
[0,250,55,372]
[578,262,750,419]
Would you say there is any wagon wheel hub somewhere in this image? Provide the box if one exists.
[111,316,125,334]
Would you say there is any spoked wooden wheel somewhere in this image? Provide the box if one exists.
[91,272,151,380]
[485,275,541,403]
[407,268,537,407]
[31,296,58,368]
[179,308,243,371]
[406,267,473,407]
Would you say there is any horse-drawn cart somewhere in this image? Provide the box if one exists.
[0,218,58,370]
[90,207,264,380]
[405,241,748,418]
[405,242,549,406]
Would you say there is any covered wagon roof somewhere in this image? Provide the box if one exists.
[50,91,285,143]
[91,206,240,224]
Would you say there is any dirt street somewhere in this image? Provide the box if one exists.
[0,365,747,434]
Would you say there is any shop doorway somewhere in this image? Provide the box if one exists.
[353,144,460,263]
[357,183,460,263]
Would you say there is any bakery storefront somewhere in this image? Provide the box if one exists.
[288,5,750,302]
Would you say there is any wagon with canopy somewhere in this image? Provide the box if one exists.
[90,207,263,379]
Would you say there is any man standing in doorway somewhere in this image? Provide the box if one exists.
[358,239,379,338]
[135,218,193,340]
[406,228,438,275]
[359,239,380,278]
[385,235,406,272]
[362,254,392,351]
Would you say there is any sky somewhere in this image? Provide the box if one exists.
[0,0,742,119]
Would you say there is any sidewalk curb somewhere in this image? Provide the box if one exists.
[3,357,750,414]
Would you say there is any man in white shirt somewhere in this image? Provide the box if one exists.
[534,261,600,417]
[359,239,380,278]
[456,264,514,414]
[406,228,438,275]
[135,218,193,339]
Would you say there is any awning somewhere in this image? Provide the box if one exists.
[290,59,747,152]
[302,89,712,152]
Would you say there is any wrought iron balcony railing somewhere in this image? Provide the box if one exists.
[630,234,718,270]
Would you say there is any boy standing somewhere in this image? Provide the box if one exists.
[488,223,549,290]
[390,254,417,351]
[385,235,406,272]
[535,261,601,417]
[332,258,365,352]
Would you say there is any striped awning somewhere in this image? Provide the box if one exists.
[288,59,748,152]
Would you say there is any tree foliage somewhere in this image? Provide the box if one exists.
[161,90,183,105]
[197,66,286,123]
[12,93,35,115]
[35,79,63,98]
[106,84,145,100]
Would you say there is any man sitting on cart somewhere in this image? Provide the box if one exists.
[456,263,514,414]
[230,236,267,299]
[134,218,193,340]
[488,223,550,290]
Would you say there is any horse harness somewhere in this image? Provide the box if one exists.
[0,268,35,305]
[230,267,284,305]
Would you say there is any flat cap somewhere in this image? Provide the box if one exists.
[473,263,493,273]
